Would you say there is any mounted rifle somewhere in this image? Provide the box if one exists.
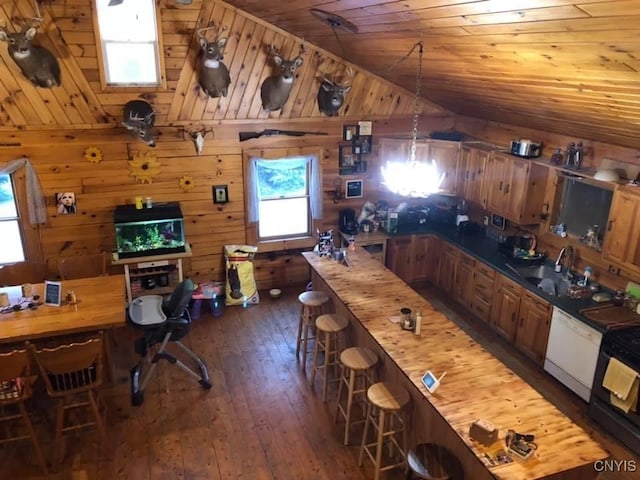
[239,129,329,142]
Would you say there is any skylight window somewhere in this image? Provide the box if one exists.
[94,0,161,86]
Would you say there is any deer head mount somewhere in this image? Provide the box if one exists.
[0,22,61,88]
[122,100,156,147]
[197,24,230,98]
[317,66,354,117]
[186,128,214,155]
[260,44,304,111]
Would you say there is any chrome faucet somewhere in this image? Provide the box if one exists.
[555,246,574,280]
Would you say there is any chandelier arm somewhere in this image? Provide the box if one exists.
[410,41,424,164]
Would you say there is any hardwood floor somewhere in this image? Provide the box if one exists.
[1,282,638,480]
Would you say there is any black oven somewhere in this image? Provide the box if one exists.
[589,326,640,455]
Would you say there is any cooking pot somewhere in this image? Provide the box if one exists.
[510,139,542,158]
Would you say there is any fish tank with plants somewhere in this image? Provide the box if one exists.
[114,202,186,258]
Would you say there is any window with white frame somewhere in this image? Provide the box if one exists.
[94,0,161,86]
[247,154,323,241]
[0,175,25,265]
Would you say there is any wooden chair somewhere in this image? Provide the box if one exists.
[0,348,48,474]
[58,252,109,280]
[0,261,47,286]
[28,332,110,466]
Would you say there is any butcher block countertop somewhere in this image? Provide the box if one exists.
[303,249,609,480]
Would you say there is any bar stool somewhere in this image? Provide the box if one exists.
[334,346,378,445]
[296,290,330,373]
[310,313,349,401]
[359,382,410,480]
[406,443,464,480]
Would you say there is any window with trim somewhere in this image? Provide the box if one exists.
[0,174,25,265]
[246,151,323,242]
[94,0,162,86]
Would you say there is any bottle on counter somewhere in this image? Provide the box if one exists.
[566,142,576,167]
[414,311,422,335]
[550,148,563,165]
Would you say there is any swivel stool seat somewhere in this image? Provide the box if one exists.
[296,290,329,373]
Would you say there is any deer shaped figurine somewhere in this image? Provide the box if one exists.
[197,25,230,98]
[122,100,156,147]
[260,45,304,111]
[317,66,354,117]
[0,23,61,88]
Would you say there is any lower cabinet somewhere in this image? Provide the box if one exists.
[492,274,522,341]
[386,234,440,283]
[470,263,496,323]
[516,290,552,365]
[437,242,459,293]
[453,251,475,308]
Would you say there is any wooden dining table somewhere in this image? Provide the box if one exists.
[0,275,127,380]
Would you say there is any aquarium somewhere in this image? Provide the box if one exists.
[114,202,186,259]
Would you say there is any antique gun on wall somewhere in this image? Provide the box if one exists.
[239,129,328,142]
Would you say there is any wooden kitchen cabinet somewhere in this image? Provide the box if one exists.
[458,145,490,206]
[453,251,475,308]
[484,152,548,224]
[437,242,459,293]
[386,234,440,283]
[492,274,523,341]
[603,187,640,272]
[469,262,496,323]
[516,290,552,365]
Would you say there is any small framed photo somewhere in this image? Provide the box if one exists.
[213,185,229,204]
[44,280,62,306]
[358,135,373,155]
[342,124,359,142]
[345,179,363,199]
[339,143,361,169]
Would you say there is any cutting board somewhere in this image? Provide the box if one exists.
[579,304,640,329]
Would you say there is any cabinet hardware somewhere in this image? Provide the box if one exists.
[607,220,613,231]
[498,181,503,191]
[504,184,510,194]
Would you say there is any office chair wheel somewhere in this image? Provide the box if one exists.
[130,365,144,406]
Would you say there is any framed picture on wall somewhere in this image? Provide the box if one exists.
[345,179,364,199]
[213,185,229,204]
[339,143,362,175]
[342,124,359,142]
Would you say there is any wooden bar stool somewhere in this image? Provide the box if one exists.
[359,382,410,480]
[296,290,329,373]
[334,346,378,445]
[310,313,349,401]
[406,443,464,480]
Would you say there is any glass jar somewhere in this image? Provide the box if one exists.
[613,290,625,306]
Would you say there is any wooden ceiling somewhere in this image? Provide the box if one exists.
[226,0,640,149]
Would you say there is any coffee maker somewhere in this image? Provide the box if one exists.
[339,208,358,235]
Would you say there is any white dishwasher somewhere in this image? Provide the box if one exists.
[544,307,603,402]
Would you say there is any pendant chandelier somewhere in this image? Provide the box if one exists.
[381,41,444,197]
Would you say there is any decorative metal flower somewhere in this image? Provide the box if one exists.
[84,146,102,163]
[179,175,195,191]
[128,151,161,184]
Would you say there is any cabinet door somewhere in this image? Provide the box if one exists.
[386,237,413,282]
[516,291,552,365]
[603,189,640,268]
[437,245,458,293]
[453,252,475,308]
[429,140,460,194]
[457,146,472,199]
[413,235,440,283]
[504,157,531,223]
[470,263,495,323]
[379,138,410,164]
[492,275,522,341]
[468,148,489,205]
[485,152,510,214]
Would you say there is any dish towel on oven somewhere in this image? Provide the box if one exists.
[602,357,639,413]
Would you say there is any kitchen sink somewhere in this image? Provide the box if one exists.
[514,265,573,296]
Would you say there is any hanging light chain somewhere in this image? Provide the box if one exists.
[410,41,424,164]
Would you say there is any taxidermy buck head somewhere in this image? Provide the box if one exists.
[187,128,213,155]
[317,66,354,117]
[0,23,61,88]
[122,100,156,147]
[260,44,304,111]
[197,25,230,98]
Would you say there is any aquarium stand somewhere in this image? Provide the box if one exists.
[112,245,192,304]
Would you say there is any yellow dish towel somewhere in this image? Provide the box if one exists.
[602,357,639,413]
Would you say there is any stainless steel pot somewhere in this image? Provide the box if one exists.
[517,139,542,158]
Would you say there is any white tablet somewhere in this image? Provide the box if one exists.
[44,281,62,306]
[422,370,446,393]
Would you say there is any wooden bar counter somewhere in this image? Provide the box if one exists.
[302,249,608,480]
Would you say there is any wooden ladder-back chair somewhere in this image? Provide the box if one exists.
[0,261,47,286]
[28,332,110,466]
[0,348,48,474]
[58,252,109,280]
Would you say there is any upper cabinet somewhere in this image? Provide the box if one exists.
[458,145,490,206]
[603,187,640,272]
[379,138,460,194]
[484,152,548,224]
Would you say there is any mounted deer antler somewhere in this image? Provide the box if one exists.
[186,128,214,155]
[317,66,354,116]
[197,24,230,98]
[122,100,156,147]
[260,43,305,111]
[0,19,61,88]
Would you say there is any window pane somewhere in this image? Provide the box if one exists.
[105,43,159,84]
[258,198,309,238]
[96,0,157,41]
[0,220,25,264]
[0,175,18,219]
[256,161,307,199]
[557,178,613,240]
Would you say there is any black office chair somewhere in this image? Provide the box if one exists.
[128,279,211,406]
